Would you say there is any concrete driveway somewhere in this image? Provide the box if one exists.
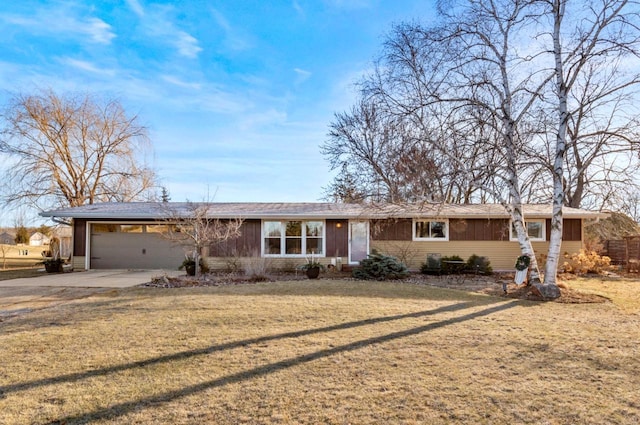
[0,269,181,288]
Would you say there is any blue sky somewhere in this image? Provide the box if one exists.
[0,0,436,213]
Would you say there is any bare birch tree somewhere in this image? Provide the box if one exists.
[323,0,640,297]
[542,0,640,286]
[0,89,157,212]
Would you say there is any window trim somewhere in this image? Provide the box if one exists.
[510,219,546,242]
[412,219,449,241]
[261,219,326,257]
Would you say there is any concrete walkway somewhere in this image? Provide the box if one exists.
[0,269,181,288]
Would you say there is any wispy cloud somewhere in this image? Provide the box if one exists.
[83,17,116,44]
[61,58,116,76]
[292,0,305,18]
[1,8,115,45]
[126,0,145,17]
[160,75,202,90]
[138,6,203,59]
[294,68,312,84]
[174,31,203,58]
[209,8,252,51]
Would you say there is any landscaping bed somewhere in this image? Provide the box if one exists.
[144,270,610,304]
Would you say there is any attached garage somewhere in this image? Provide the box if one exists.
[89,223,187,270]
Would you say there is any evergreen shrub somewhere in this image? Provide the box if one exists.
[353,252,410,280]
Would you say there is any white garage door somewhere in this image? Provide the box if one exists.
[90,223,188,270]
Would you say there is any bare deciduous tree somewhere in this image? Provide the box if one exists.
[161,201,244,276]
[0,89,157,212]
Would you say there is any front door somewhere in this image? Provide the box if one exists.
[349,221,369,264]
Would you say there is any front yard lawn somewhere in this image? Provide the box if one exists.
[1,278,638,424]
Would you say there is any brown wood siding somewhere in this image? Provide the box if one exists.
[372,218,510,241]
[449,219,510,241]
[371,219,412,241]
[209,219,261,257]
[544,219,582,241]
[326,219,348,257]
[564,219,582,241]
[371,218,580,242]
[73,219,87,256]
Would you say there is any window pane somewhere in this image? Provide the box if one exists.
[265,238,281,254]
[147,224,170,234]
[431,221,446,238]
[121,225,143,233]
[285,238,302,254]
[527,222,543,239]
[286,221,302,236]
[415,222,430,238]
[92,224,119,233]
[306,221,323,237]
[306,238,323,255]
[264,221,281,237]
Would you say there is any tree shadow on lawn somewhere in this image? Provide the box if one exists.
[0,280,499,335]
[2,299,521,424]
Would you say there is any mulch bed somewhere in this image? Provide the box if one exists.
[143,271,609,304]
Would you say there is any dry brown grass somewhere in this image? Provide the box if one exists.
[0,279,639,424]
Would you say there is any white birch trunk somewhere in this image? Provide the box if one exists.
[539,0,567,299]
[499,53,543,287]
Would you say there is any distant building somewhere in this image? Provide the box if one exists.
[0,231,15,245]
[29,231,51,246]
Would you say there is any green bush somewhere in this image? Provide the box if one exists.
[353,252,409,280]
[420,255,442,275]
[440,255,465,274]
[466,254,493,275]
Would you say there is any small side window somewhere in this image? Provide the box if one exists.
[413,220,448,241]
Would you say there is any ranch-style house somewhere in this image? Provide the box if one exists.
[40,202,604,272]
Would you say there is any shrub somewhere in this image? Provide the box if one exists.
[466,254,492,275]
[562,249,611,275]
[440,255,465,274]
[242,253,271,280]
[420,254,442,275]
[353,252,409,280]
[199,258,210,274]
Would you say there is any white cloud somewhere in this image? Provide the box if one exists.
[1,10,115,45]
[62,58,116,76]
[83,17,116,44]
[160,75,202,90]
[138,6,203,59]
[174,31,203,58]
[294,68,312,84]
[126,0,145,17]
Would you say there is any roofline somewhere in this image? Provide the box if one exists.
[39,202,608,220]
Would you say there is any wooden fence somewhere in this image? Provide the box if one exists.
[604,236,640,271]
